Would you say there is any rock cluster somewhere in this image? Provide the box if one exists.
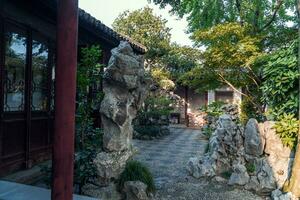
[271,189,297,200]
[201,104,240,135]
[187,114,295,198]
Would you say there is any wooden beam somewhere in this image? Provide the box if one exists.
[52,0,78,199]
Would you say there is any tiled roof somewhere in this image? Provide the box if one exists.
[79,9,147,54]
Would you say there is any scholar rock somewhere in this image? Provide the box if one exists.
[244,119,265,156]
[100,41,150,152]
[94,150,132,185]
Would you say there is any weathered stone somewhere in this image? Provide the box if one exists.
[100,41,150,152]
[228,164,250,186]
[82,183,121,200]
[187,156,216,178]
[264,121,294,158]
[93,150,132,186]
[124,181,149,200]
[256,158,277,195]
[244,118,265,156]
[214,176,227,183]
[271,189,297,200]
[266,154,294,189]
[244,176,260,191]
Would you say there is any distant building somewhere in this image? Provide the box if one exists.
[171,86,242,127]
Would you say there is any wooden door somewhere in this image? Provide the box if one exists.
[0,20,54,176]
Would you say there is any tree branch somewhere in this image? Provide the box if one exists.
[235,0,244,26]
[260,0,283,31]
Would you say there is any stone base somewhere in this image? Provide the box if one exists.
[82,183,122,200]
[94,150,133,186]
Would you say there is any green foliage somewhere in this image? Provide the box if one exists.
[274,114,299,149]
[118,160,156,193]
[112,7,171,62]
[200,101,226,117]
[180,23,262,93]
[245,162,256,174]
[136,95,173,126]
[151,67,175,90]
[161,43,201,79]
[221,171,232,179]
[202,126,214,138]
[150,0,297,45]
[112,7,200,85]
[134,125,161,138]
[240,97,264,124]
[260,41,299,120]
[75,45,104,193]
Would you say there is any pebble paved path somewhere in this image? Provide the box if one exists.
[133,127,207,188]
[133,126,263,200]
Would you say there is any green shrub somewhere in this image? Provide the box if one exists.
[245,162,256,173]
[221,170,232,179]
[75,45,104,193]
[135,125,160,135]
[118,160,155,193]
[274,113,299,149]
[200,101,225,117]
[260,41,299,120]
[240,97,264,124]
[202,126,214,138]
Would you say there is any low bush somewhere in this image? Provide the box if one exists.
[118,160,155,194]
[134,125,160,136]
[240,97,264,124]
[245,162,256,174]
[200,101,225,117]
[134,125,169,140]
[274,113,299,149]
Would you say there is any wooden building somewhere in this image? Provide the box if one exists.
[0,0,146,177]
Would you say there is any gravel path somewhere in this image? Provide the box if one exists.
[133,127,264,200]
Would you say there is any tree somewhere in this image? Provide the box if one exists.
[149,0,297,32]
[180,23,262,106]
[283,0,300,196]
[112,7,171,63]
[162,43,201,79]
[260,41,299,120]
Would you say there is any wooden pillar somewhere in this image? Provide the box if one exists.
[52,0,78,199]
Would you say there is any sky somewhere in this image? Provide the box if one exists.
[79,0,193,46]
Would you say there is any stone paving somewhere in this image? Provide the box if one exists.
[133,127,208,188]
[132,127,263,200]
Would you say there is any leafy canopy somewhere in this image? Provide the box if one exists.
[180,23,262,93]
[112,7,171,61]
[260,41,299,120]
[149,0,297,33]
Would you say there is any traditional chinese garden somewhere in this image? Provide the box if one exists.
[48,1,300,199]
[71,2,300,200]
[1,1,300,200]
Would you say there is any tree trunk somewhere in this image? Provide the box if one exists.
[283,0,300,197]
[283,137,300,197]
